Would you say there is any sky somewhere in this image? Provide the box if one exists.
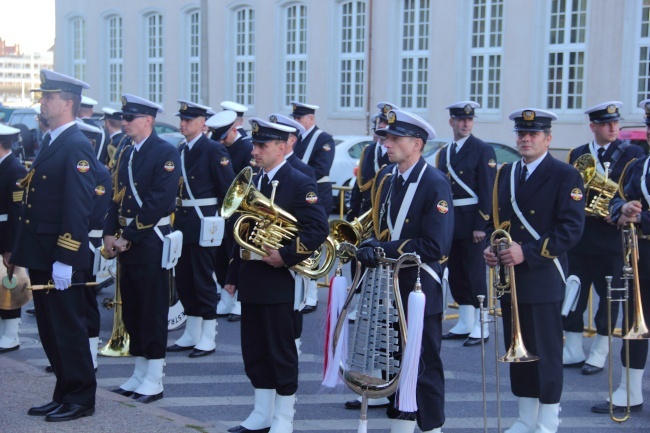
[0,0,55,53]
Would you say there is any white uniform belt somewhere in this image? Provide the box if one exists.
[240,248,264,261]
[88,229,103,238]
[176,197,218,207]
[0,214,7,222]
[317,176,330,183]
[119,215,171,227]
[452,197,479,206]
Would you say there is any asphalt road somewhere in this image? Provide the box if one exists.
[4,264,650,433]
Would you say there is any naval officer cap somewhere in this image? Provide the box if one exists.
[269,113,305,136]
[176,100,212,119]
[0,124,21,143]
[118,94,164,118]
[375,110,436,142]
[220,101,248,117]
[376,102,401,122]
[101,107,122,121]
[31,69,89,95]
[584,101,623,123]
[639,99,650,125]
[509,108,558,131]
[290,101,319,118]
[205,110,237,140]
[75,119,102,136]
[249,117,296,143]
[446,101,480,118]
[81,96,98,108]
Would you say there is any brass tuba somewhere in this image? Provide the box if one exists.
[328,209,373,262]
[0,265,31,310]
[573,153,619,218]
[221,167,336,279]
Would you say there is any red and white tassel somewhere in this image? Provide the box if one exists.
[397,278,425,412]
[322,267,348,387]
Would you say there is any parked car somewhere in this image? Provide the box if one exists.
[619,126,648,154]
[424,138,520,166]
[159,132,185,147]
[8,108,40,158]
[155,122,180,135]
[330,135,374,212]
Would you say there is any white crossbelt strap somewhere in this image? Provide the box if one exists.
[88,229,103,238]
[300,129,323,164]
[96,126,106,163]
[509,161,566,283]
[179,198,218,207]
[180,150,219,216]
[128,149,169,242]
[640,157,650,206]
[445,143,478,206]
[388,164,428,239]
[0,214,7,222]
[374,142,381,173]
[317,176,330,184]
[119,216,170,227]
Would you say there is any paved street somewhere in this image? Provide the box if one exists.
[3,268,650,432]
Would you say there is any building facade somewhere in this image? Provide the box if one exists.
[55,0,650,152]
[0,37,53,105]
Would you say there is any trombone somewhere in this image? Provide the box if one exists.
[605,223,650,422]
[480,229,539,433]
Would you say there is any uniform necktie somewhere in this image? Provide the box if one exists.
[519,164,528,187]
[450,142,457,159]
[40,133,51,149]
[597,147,605,165]
[261,174,270,196]
[393,175,405,197]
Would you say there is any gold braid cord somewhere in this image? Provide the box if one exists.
[17,169,35,202]
[357,145,374,193]
[617,158,638,200]
[112,144,130,203]
[372,172,392,240]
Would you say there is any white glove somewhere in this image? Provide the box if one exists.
[52,261,72,290]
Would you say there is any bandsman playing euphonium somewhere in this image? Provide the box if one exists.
[563,102,644,374]
[594,98,650,415]
[355,109,453,433]
[484,109,585,433]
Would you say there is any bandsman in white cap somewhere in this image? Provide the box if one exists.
[12,69,98,421]
[562,101,644,374]
[485,109,585,433]
[78,96,107,164]
[103,94,181,404]
[220,100,249,137]
[592,99,650,415]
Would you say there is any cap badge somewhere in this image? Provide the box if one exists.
[292,103,297,112]
[436,200,449,214]
[306,192,318,204]
[382,104,392,114]
[464,104,473,114]
[387,111,397,124]
[39,71,46,84]
[220,157,230,166]
[76,160,90,173]
[270,115,277,123]
[522,110,535,121]
[121,96,127,107]
[251,121,260,134]
[164,161,175,172]
[570,188,583,201]
[95,185,106,196]
[181,102,188,111]
[607,104,616,114]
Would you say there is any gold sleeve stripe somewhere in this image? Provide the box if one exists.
[57,234,81,252]
[12,191,24,202]
[479,209,490,221]
[397,240,410,255]
[540,238,558,259]
[135,215,154,230]
[439,255,448,264]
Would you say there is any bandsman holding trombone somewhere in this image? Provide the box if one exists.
[484,109,584,433]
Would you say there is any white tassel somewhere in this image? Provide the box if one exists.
[322,271,348,387]
[397,279,425,412]
[357,419,368,433]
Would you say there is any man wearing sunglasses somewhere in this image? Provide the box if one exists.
[103,94,181,404]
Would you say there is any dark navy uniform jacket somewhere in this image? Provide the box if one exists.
[348,141,390,220]
[492,154,585,303]
[567,140,644,255]
[436,135,496,239]
[104,133,181,265]
[610,155,650,279]
[107,131,128,169]
[294,126,335,213]
[12,124,97,271]
[225,134,254,175]
[87,164,112,268]
[373,158,454,316]
[174,134,235,244]
[286,152,316,180]
[82,117,108,165]
[0,153,27,254]
[226,162,329,304]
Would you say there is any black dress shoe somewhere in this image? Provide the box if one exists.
[45,365,54,373]
[28,401,61,416]
[344,399,391,410]
[45,403,94,422]
[463,336,488,347]
[441,332,470,340]
[302,304,317,314]
[227,425,271,433]
[166,344,194,352]
[582,363,604,375]
[563,360,585,368]
[131,391,163,403]
[216,312,231,318]
[228,314,241,322]
[189,348,215,358]
[111,387,134,397]
[0,345,19,354]
[591,401,643,414]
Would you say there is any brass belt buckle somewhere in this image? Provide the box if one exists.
[176,198,182,207]
[118,216,127,227]
[241,249,251,261]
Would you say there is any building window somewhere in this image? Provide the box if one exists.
[546,0,587,111]
[188,10,201,103]
[636,0,650,104]
[283,3,308,106]
[338,1,367,110]
[145,13,164,104]
[234,7,255,107]
[107,15,123,104]
[400,0,430,110]
[469,0,503,111]
[71,18,86,82]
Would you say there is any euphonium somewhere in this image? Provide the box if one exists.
[573,154,619,218]
[329,209,373,261]
[221,167,336,279]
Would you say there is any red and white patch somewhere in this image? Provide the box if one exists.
[77,160,90,173]
[220,157,230,166]
[570,188,583,201]
[95,185,106,196]
[164,161,175,172]
[323,144,331,152]
[306,192,318,204]
[437,200,449,214]
[488,159,497,168]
